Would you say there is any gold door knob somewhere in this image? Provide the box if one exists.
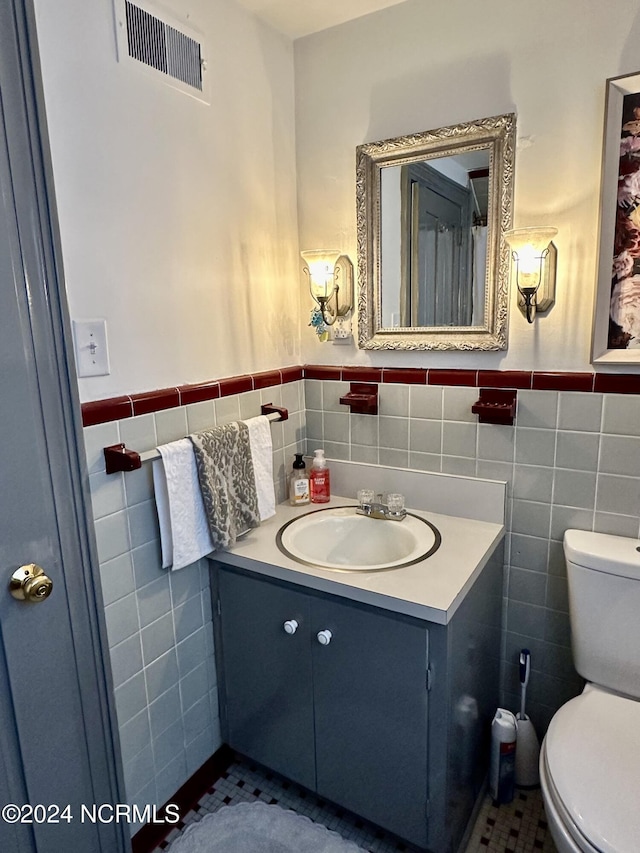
[10,564,53,602]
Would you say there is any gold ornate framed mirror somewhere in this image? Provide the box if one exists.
[356,113,515,350]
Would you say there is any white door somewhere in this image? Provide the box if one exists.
[0,3,125,851]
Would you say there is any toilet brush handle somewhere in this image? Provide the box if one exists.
[519,648,531,718]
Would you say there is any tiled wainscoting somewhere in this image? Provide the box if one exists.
[82,379,305,832]
[82,364,640,828]
[305,376,640,731]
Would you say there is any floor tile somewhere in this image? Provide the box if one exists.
[161,756,557,853]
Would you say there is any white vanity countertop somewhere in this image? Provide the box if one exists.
[212,496,504,625]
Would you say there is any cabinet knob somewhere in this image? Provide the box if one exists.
[316,629,332,646]
[283,619,299,635]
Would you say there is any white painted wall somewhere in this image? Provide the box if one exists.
[295,0,640,371]
[33,0,300,402]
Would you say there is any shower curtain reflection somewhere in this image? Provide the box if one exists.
[472,225,488,326]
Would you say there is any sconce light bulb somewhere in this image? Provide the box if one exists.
[514,247,546,291]
[517,244,542,273]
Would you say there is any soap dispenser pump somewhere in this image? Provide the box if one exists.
[289,453,310,506]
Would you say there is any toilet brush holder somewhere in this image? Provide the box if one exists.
[515,714,540,788]
[515,648,540,788]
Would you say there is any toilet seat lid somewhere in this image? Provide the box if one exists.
[545,686,640,853]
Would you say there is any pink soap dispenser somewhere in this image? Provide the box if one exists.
[310,449,330,503]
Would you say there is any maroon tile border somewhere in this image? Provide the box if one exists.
[81,364,640,428]
[179,381,220,406]
[477,370,533,389]
[280,365,303,383]
[382,368,428,385]
[341,366,383,383]
[594,373,640,394]
[218,374,253,397]
[303,365,342,381]
[252,369,282,390]
[81,396,133,427]
[532,372,595,392]
[131,387,180,416]
[427,369,478,387]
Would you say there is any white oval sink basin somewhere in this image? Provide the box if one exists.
[276,506,441,571]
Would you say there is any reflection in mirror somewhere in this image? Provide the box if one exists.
[381,152,489,328]
[357,114,515,350]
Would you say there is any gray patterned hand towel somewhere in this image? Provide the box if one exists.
[189,422,260,549]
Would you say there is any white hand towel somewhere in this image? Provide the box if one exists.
[244,415,276,520]
[152,439,214,570]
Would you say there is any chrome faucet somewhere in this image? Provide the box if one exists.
[356,491,406,521]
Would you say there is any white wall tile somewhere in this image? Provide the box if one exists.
[128,500,160,549]
[409,385,443,420]
[99,552,136,606]
[186,401,216,434]
[514,427,556,466]
[602,394,640,436]
[596,474,640,516]
[599,435,640,476]
[94,511,131,563]
[555,432,599,471]
[553,469,597,510]
[105,593,140,647]
[558,392,603,432]
[442,386,478,422]
[120,414,157,455]
[155,406,189,446]
[84,421,120,475]
[516,390,558,429]
[513,465,553,503]
[137,575,172,629]
[89,470,126,519]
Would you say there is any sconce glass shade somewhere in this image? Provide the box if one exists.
[504,227,558,323]
[301,250,341,301]
[301,250,353,326]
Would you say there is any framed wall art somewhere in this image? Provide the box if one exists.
[592,71,640,364]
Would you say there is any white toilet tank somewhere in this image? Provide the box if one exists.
[564,529,640,699]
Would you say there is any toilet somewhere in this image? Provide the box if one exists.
[540,529,640,852]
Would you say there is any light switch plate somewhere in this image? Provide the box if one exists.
[72,319,110,377]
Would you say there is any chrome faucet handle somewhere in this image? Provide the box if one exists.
[356,489,375,515]
[386,493,405,513]
[385,493,406,520]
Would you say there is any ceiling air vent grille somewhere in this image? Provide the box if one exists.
[113,0,209,103]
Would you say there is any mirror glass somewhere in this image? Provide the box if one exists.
[357,114,515,350]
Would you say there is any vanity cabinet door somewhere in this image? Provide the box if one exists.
[218,570,316,790]
[311,597,429,849]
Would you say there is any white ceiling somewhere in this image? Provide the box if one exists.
[235,0,409,39]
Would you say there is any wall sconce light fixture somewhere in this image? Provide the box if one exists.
[504,227,557,323]
[301,250,353,337]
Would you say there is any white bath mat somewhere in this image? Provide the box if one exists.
[168,801,367,853]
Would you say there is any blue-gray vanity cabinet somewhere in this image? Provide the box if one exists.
[215,568,316,791]
[311,593,428,847]
[212,542,502,853]
[214,565,429,848]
